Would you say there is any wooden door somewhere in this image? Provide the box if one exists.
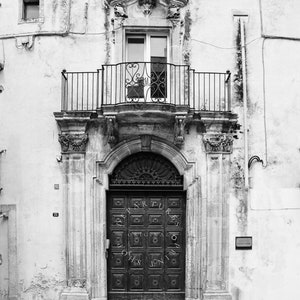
[107,191,185,300]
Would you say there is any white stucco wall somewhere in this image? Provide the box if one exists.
[0,0,300,299]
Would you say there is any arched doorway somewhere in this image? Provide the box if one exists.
[107,152,186,300]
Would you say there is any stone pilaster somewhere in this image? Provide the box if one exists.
[55,114,90,300]
[202,133,232,300]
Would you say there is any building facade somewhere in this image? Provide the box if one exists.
[0,1,300,300]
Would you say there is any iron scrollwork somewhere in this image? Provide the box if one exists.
[110,152,183,186]
[125,62,167,102]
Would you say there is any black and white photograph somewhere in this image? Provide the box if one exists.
[0,1,300,300]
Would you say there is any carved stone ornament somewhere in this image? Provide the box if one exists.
[58,133,88,153]
[106,116,118,147]
[138,0,157,15]
[141,135,152,151]
[168,0,189,7]
[203,134,233,153]
[174,116,186,146]
[68,278,87,288]
[167,5,180,19]
[114,3,128,18]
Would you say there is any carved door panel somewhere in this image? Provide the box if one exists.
[107,191,185,300]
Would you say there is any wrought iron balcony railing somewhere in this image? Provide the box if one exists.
[61,62,231,112]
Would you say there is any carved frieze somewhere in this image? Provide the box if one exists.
[114,3,128,18]
[203,134,233,154]
[58,133,88,153]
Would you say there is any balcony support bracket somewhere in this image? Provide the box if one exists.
[174,115,187,147]
[106,116,118,147]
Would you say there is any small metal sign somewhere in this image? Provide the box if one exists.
[235,236,252,250]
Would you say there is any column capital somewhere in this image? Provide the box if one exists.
[58,133,89,153]
[54,112,91,154]
[203,133,233,154]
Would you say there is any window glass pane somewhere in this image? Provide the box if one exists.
[151,37,167,58]
[24,4,39,19]
[127,37,145,61]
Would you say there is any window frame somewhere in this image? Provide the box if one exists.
[123,27,171,63]
[19,0,44,23]
[123,29,171,101]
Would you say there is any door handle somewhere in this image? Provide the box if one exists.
[0,254,2,265]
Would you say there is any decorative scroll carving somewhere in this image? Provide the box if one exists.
[58,133,88,153]
[203,134,233,153]
[106,116,118,147]
[68,278,87,288]
[110,152,183,186]
[167,5,180,19]
[174,116,186,146]
[138,0,157,15]
[114,3,128,18]
[169,0,189,7]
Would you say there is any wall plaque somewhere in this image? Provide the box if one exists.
[235,236,252,250]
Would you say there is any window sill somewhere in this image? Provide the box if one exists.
[18,17,44,24]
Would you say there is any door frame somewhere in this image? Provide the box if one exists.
[89,136,206,300]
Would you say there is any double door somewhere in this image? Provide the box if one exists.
[107,191,185,300]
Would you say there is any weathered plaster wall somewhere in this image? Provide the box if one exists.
[0,1,106,299]
[0,0,300,299]
[188,0,300,299]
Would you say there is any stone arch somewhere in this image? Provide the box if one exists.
[92,135,201,300]
[109,151,183,187]
[96,135,195,189]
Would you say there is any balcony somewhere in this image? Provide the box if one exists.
[56,62,238,147]
[60,62,232,114]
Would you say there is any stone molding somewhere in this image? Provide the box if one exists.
[58,133,89,153]
[68,278,87,288]
[203,134,233,154]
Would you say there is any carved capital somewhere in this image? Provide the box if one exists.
[68,278,87,288]
[174,116,186,146]
[203,134,233,153]
[58,133,89,153]
[106,116,118,147]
